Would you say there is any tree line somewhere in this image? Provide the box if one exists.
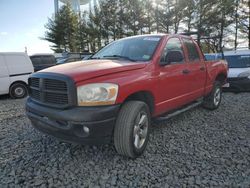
[44,0,250,53]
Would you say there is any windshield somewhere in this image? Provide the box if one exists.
[225,55,250,68]
[91,36,163,62]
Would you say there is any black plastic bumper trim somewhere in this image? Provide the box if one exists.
[26,98,120,145]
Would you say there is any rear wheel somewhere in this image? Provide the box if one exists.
[9,83,28,99]
[114,101,151,158]
[203,81,222,110]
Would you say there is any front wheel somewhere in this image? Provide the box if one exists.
[9,83,28,99]
[114,101,151,158]
[203,81,222,110]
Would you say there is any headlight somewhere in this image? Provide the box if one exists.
[77,83,118,106]
[238,71,250,78]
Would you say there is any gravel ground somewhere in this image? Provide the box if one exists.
[0,93,249,187]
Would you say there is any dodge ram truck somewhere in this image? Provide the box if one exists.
[26,34,228,158]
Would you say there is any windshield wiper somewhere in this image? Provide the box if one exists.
[89,57,101,60]
[103,55,137,62]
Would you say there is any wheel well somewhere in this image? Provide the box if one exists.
[215,73,226,84]
[124,91,155,114]
[9,81,28,91]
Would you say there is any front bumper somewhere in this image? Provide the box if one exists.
[225,77,250,91]
[26,98,120,145]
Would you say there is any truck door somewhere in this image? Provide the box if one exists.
[157,37,191,113]
[0,55,10,95]
[182,38,206,100]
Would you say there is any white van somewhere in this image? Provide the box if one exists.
[0,52,34,98]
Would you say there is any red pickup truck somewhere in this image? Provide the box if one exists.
[26,34,228,158]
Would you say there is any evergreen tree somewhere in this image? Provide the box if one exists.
[157,0,174,33]
[143,0,154,33]
[239,0,250,48]
[120,0,146,35]
[43,0,248,53]
[182,0,196,32]
[172,0,186,33]
[77,13,89,52]
[86,5,103,51]
[44,3,78,52]
[100,0,120,40]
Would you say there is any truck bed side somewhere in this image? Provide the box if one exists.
[204,60,228,96]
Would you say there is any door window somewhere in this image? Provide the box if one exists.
[183,38,200,62]
[161,37,184,64]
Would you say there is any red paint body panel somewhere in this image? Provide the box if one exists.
[41,34,228,117]
[41,60,146,83]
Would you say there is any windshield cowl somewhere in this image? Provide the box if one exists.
[103,55,137,62]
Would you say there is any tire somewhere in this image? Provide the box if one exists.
[9,83,28,99]
[114,101,151,158]
[203,81,222,110]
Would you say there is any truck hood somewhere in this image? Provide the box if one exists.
[41,60,147,82]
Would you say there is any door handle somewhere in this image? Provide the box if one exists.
[182,69,190,74]
[200,67,205,71]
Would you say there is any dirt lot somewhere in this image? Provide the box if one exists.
[0,93,249,187]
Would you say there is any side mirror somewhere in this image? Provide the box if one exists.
[160,50,184,66]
